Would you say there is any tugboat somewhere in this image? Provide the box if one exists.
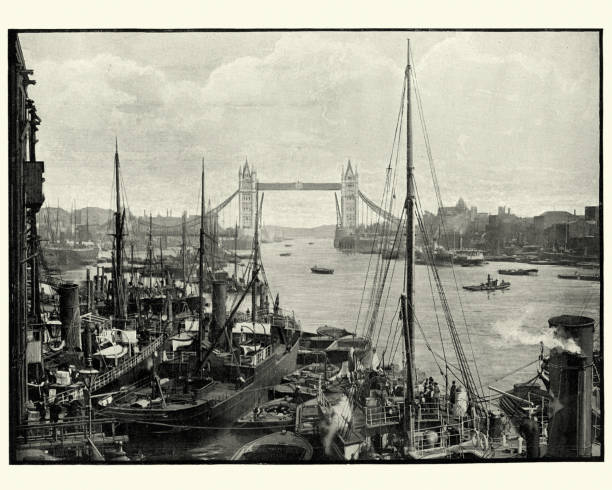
[280,252,291,257]
[311,265,334,275]
[463,274,510,292]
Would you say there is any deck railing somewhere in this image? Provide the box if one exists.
[163,350,197,363]
[363,401,404,428]
[53,334,167,404]
[17,416,121,446]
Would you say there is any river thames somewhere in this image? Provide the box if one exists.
[73,236,594,461]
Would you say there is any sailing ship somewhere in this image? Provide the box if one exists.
[101,159,301,433]
[308,41,496,461]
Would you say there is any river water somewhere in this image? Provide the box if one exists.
[61,237,600,461]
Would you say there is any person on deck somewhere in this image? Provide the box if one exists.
[37,400,47,422]
[67,395,82,418]
[449,381,457,410]
[49,401,62,440]
[433,383,441,408]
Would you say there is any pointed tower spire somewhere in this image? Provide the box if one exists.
[345,158,354,178]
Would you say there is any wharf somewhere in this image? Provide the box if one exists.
[16,416,128,461]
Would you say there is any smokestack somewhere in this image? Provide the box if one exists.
[212,279,227,344]
[546,315,594,458]
[59,283,82,352]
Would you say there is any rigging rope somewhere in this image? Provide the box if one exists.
[410,48,487,404]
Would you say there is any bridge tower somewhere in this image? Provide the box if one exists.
[341,160,359,232]
[239,158,257,235]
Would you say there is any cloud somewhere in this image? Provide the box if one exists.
[20,31,599,227]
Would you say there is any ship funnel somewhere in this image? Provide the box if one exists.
[58,283,82,352]
[212,279,227,346]
[546,315,594,458]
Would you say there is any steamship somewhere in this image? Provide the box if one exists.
[101,159,301,433]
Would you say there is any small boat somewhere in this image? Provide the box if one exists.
[311,266,334,275]
[279,252,291,257]
[231,431,313,462]
[463,275,510,292]
[463,282,510,292]
[558,272,600,281]
[285,244,292,247]
[237,398,297,430]
[498,268,538,276]
[308,242,314,245]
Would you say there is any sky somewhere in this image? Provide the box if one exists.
[19,30,600,228]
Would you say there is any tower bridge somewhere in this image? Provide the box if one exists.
[136,159,400,251]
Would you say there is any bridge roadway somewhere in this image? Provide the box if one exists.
[257,182,341,191]
[131,183,400,237]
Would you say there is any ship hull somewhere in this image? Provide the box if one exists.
[42,245,98,270]
[104,340,299,432]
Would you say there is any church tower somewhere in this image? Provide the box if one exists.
[239,158,257,235]
[341,159,359,231]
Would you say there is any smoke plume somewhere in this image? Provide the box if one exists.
[492,309,581,354]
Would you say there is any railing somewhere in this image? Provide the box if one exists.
[410,417,490,458]
[53,334,167,404]
[81,313,112,328]
[252,345,271,366]
[363,401,404,428]
[317,382,331,412]
[17,416,121,446]
[417,401,443,423]
[163,351,197,363]
[231,345,272,368]
[526,391,549,439]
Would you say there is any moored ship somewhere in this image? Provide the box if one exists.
[41,242,99,270]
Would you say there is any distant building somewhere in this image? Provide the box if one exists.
[585,205,601,225]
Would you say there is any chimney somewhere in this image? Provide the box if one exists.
[59,283,82,352]
[212,279,227,345]
[546,315,594,458]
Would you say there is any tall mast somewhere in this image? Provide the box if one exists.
[148,213,153,290]
[86,206,89,243]
[404,39,416,416]
[130,242,135,284]
[56,199,59,243]
[114,139,124,322]
[234,222,238,280]
[198,158,206,363]
[182,211,187,292]
[251,188,259,324]
[159,237,164,283]
[209,199,215,277]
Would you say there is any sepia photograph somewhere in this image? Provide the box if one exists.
[8,28,601,464]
